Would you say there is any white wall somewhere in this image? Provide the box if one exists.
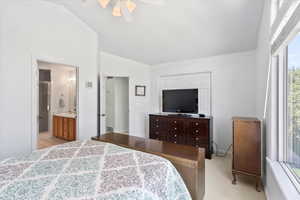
[100,52,151,138]
[151,51,257,152]
[256,1,271,120]
[157,73,211,115]
[0,0,98,159]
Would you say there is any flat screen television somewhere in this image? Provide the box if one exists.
[162,89,198,113]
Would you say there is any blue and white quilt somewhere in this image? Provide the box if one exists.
[0,140,191,200]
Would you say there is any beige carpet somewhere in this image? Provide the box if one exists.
[204,153,266,200]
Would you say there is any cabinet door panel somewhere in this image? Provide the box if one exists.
[53,116,58,137]
[57,117,63,138]
[233,121,261,175]
[68,119,76,141]
[63,118,68,139]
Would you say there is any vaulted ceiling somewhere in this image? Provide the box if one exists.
[46,0,264,65]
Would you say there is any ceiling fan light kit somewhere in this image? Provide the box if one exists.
[98,0,164,21]
[98,0,110,8]
[126,0,136,13]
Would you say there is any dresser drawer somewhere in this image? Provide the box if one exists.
[188,137,208,144]
[187,120,209,138]
[194,143,208,149]
[168,119,184,130]
[167,136,183,145]
[150,130,160,137]
[169,119,183,126]
[150,116,167,130]
[190,128,208,138]
[190,120,209,127]
[150,130,168,141]
[150,115,164,122]
[151,123,162,130]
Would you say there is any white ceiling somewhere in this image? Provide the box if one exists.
[45,0,264,65]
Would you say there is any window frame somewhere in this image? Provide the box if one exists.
[278,0,284,9]
[278,44,300,193]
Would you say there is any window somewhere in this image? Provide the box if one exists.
[278,0,283,8]
[281,33,300,189]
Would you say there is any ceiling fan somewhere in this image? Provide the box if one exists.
[98,0,165,22]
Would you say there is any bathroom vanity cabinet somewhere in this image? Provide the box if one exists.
[53,114,76,141]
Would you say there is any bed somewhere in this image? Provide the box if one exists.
[0,140,191,200]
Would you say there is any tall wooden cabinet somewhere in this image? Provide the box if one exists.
[232,117,261,191]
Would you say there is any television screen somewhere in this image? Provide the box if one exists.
[162,89,198,113]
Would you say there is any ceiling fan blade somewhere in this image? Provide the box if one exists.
[98,0,111,8]
[112,0,122,16]
[121,1,133,22]
[139,0,165,6]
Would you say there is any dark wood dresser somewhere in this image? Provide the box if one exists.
[232,117,261,191]
[149,114,213,159]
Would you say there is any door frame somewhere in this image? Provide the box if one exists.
[31,55,79,151]
[100,74,130,135]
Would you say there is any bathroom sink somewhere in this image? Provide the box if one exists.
[54,112,77,119]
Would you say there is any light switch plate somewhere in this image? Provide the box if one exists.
[86,81,93,88]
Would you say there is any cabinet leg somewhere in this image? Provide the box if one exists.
[256,178,261,192]
[232,173,237,185]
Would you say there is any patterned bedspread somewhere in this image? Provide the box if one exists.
[0,140,191,200]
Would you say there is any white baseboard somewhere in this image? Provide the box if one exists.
[113,129,129,134]
[265,186,270,200]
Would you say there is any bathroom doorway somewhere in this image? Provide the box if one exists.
[104,77,129,134]
[37,61,78,149]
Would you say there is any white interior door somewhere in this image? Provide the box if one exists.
[100,75,107,135]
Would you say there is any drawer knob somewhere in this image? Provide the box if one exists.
[156,125,159,128]
[196,123,199,126]
[196,137,199,140]
[156,119,159,122]
[174,134,177,137]
[196,145,199,147]
[174,127,177,130]
[196,130,199,133]
[174,141,177,144]
[156,132,159,135]
[174,121,177,123]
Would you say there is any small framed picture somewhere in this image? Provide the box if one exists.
[135,85,146,96]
